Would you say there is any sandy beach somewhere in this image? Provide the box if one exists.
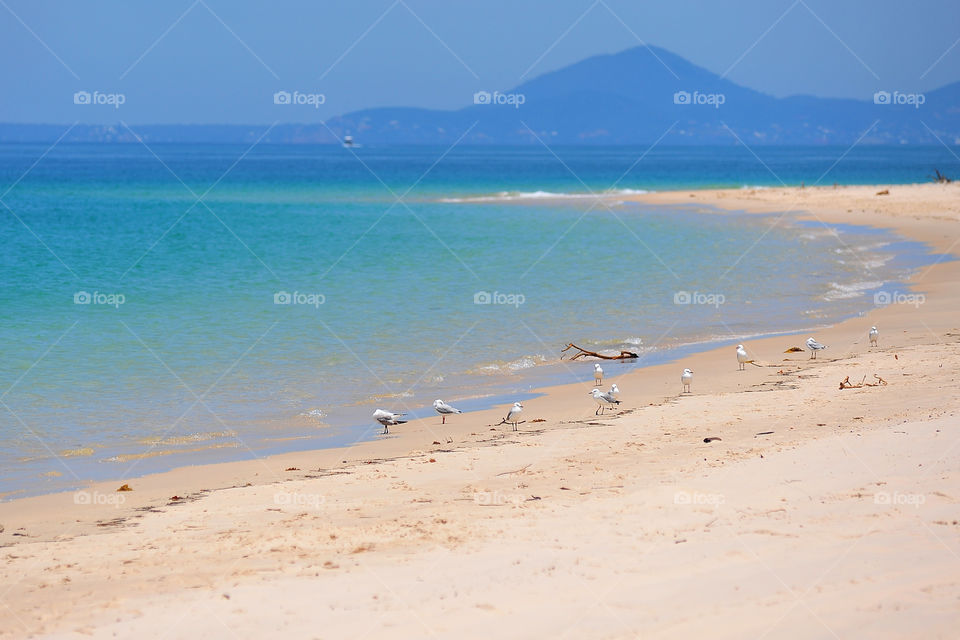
[2,183,959,639]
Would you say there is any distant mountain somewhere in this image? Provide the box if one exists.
[3,46,958,145]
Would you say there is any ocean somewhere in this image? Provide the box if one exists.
[0,143,953,497]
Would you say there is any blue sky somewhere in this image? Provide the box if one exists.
[2,0,958,124]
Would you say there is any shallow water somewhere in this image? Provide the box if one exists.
[0,143,949,497]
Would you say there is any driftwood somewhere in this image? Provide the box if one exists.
[561,343,639,361]
[839,374,888,390]
[931,169,952,184]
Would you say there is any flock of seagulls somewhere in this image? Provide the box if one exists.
[373,326,880,434]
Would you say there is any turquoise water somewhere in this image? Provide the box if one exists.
[0,144,951,497]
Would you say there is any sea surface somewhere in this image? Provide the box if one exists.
[0,143,953,498]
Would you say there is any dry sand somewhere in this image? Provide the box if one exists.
[1,182,959,639]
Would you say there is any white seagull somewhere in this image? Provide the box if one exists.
[736,344,749,371]
[609,383,620,397]
[594,363,603,386]
[373,409,406,434]
[433,399,462,424]
[806,337,827,359]
[681,368,694,393]
[504,402,523,431]
[869,326,879,347]
[589,388,620,415]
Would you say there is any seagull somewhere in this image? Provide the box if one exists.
[433,399,462,424]
[504,402,523,431]
[589,388,620,415]
[609,383,620,397]
[681,368,693,393]
[736,344,749,371]
[594,363,603,386]
[869,326,879,347]
[806,337,827,359]
[373,409,406,434]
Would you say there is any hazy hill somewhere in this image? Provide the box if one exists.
[2,46,957,145]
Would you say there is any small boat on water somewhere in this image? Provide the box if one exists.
[342,134,361,149]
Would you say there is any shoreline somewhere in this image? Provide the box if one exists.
[1,182,956,514]
[1,185,939,500]
[2,181,959,637]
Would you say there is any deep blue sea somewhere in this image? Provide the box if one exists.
[0,143,954,497]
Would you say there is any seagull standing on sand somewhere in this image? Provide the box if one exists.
[736,344,749,371]
[869,326,879,347]
[681,368,693,393]
[504,402,523,431]
[594,363,603,386]
[609,383,620,397]
[373,409,406,434]
[590,388,620,415]
[432,399,462,424]
[806,337,827,359]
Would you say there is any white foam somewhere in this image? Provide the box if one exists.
[473,354,548,375]
[582,337,645,351]
[508,355,544,371]
[823,280,885,301]
[863,258,891,269]
[440,188,649,203]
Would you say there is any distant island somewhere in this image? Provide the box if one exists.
[3,46,957,145]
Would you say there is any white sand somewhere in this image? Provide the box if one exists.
[2,183,959,639]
